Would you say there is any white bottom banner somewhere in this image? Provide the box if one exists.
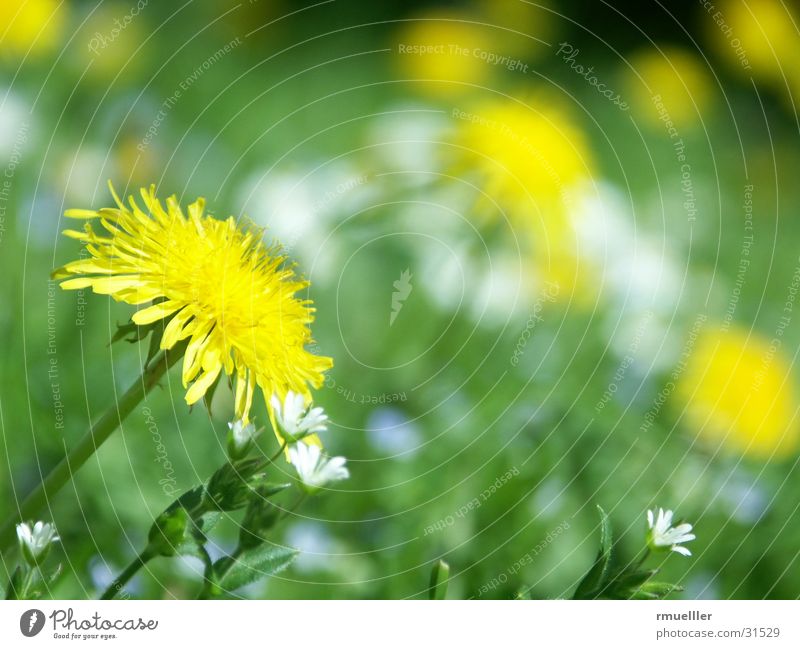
[0,600,796,647]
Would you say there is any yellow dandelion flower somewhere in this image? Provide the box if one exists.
[624,47,714,130]
[676,327,798,459]
[54,184,333,445]
[2,0,65,58]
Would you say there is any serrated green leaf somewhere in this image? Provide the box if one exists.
[428,559,450,600]
[573,505,613,599]
[218,545,298,592]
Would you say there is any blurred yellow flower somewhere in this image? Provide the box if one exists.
[71,3,147,81]
[116,136,160,188]
[707,0,799,87]
[475,0,557,59]
[677,327,799,459]
[452,96,595,300]
[1,0,65,58]
[54,184,332,444]
[454,97,591,216]
[624,47,714,130]
[395,13,492,96]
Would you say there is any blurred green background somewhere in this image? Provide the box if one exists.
[2,0,800,598]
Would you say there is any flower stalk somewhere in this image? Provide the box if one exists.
[100,549,155,600]
[0,346,183,555]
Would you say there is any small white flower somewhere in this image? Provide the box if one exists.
[227,419,260,459]
[289,442,349,492]
[647,508,696,557]
[16,521,59,565]
[271,391,328,441]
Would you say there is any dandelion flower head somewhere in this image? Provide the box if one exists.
[54,184,333,433]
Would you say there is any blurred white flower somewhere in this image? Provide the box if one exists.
[58,145,117,204]
[236,162,372,283]
[646,508,696,557]
[366,105,448,177]
[271,391,328,442]
[366,407,421,458]
[715,469,768,525]
[285,521,337,572]
[289,442,349,492]
[16,521,59,565]
[573,181,687,374]
[227,419,259,459]
[575,182,682,317]
[0,89,31,158]
[470,252,527,327]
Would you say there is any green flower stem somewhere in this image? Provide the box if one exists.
[633,548,651,570]
[100,549,155,600]
[279,493,308,523]
[198,548,242,599]
[18,568,36,599]
[198,490,305,599]
[0,346,183,556]
[269,441,288,465]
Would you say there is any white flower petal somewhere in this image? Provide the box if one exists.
[290,442,348,489]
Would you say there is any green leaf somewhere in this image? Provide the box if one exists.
[4,566,25,600]
[217,545,298,592]
[630,581,684,599]
[170,485,204,515]
[111,321,148,345]
[202,371,228,415]
[239,484,291,550]
[205,460,266,511]
[573,505,613,599]
[428,559,450,600]
[254,482,293,498]
[144,320,164,369]
[46,563,63,587]
[147,508,191,557]
[613,569,658,591]
[197,511,222,535]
